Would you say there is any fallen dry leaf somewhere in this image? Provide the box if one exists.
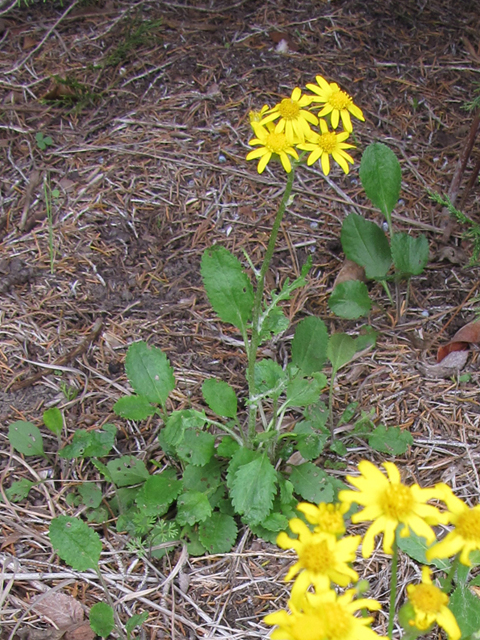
[418,350,469,378]
[32,591,84,628]
[333,259,366,287]
[437,317,480,362]
[65,621,95,640]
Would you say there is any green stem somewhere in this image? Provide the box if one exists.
[442,553,460,595]
[246,167,296,443]
[381,280,394,307]
[388,536,399,640]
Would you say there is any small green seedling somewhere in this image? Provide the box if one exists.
[35,132,54,150]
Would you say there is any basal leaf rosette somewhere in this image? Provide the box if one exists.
[339,461,448,558]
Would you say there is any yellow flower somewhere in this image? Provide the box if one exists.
[306,75,365,132]
[339,461,448,558]
[297,119,355,175]
[406,566,460,640]
[277,518,360,591]
[260,87,318,144]
[265,585,387,640]
[246,122,298,173]
[296,501,347,537]
[426,484,480,566]
[249,104,269,125]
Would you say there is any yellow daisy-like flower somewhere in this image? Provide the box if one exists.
[426,484,480,566]
[246,122,298,174]
[277,518,360,591]
[406,566,460,640]
[297,119,355,175]
[296,501,347,537]
[339,461,449,558]
[265,585,387,640]
[249,104,269,125]
[306,75,365,132]
[260,87,318,144]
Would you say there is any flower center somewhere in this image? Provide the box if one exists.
[456,508,480,541]
[329,89,352,110]
[381,484,414,520]
[299,538,333,574]
[322,603,353,640]
[409,583,447,614]
[317,505,346,535]
[278,98,300,120]
[318,132,338,153]
[266,131,289,153]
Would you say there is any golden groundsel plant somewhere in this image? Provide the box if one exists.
[246,75,364,175]
[264,460,480,640]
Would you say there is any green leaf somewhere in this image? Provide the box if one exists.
[296,431,327,461]
[125,341,175,406]
[259,307,289,341]
[176,491,212,526]
[5,478,35,502]
[289,463,335,503]
[360,142,402,218]
[125,612,149,635]
[217,436,240,458]
[49,516,102,570]
[327,333,357,377]
[89,602,114,638]
[58,425,116,459]
[176,428,215,466]
[329,280,371,319]
[202,378,237,418]
[449,585,480,639]
[286,371,328,408]
[159,409,207,455]
[226,447,258,489]
[183,460,222,493]
[43,407,63,436]
[396,530,450,571]
[135,469,182,516]
[341,213,392,279]
[199,512,238,554]
[78,483,103,509]
[106,456,150,487]
[8,421,45,457]
[230,454,277,525]
[254,359,287,397]
[113,395,156,420]
[291,316,328,375]
[368,425,413,455]
[391,232,429,276]
[354,326,378,351]
[201,245,254,332]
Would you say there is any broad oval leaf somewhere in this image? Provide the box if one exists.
[125,341,175,406]
[49,516,102,571]
[201,245,254,332]
[230,454,277,525]
[89,602,114,638]
[341,213,392,280]
[202,378,237,418]
[329,280,371,319]
[199,512,238,553]
[42,407,63,436]
[391,232,429,276]
[8,421,44,457]
[113,394,156,420]
[327,333,357,376]
[176,490,212,526]
[291,316,328,375]
[359,142,401,218]
[106,455,150,487]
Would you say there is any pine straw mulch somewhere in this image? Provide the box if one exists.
[1,0,480,638]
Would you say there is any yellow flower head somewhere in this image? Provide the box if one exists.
[306,75,365,132]
[277,518,360,591]
[406,567,460,640]
[260,87,318,144]
[265,585,387,640]
[297,119,355,175]
[246,122,299,174]
[426,484,480,566]
[249,104,269,125]
[296,501,347,537]
[339,461,449,558]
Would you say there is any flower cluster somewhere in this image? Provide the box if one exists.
[246,76,364,175]
[265,460,480,640]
